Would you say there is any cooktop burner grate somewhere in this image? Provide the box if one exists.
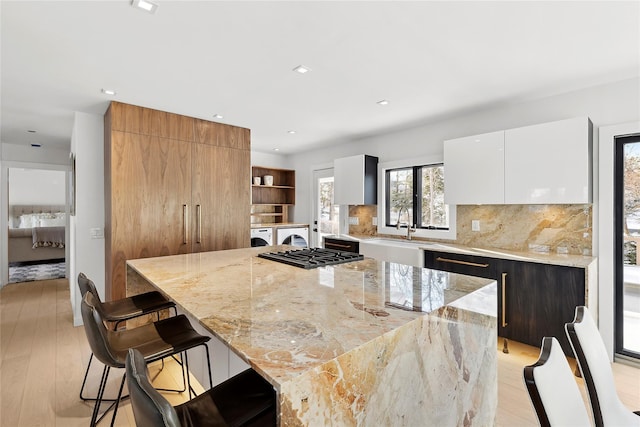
[257,247,364,269]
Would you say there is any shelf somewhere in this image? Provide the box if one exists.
[251,184,294,189]
[251,165,295,224]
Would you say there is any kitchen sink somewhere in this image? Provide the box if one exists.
[359,238,425,267]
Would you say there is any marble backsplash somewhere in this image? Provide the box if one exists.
[348,204,592,256]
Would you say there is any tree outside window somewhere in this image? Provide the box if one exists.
[386,164,449,229]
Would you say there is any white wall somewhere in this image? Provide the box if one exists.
[290,77,639,224]
[289,77,640,358]
[69,112,105,326]
[251,150,289,169]
[8,168,66,206]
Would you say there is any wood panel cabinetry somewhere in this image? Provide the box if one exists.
[251,166,295,224]
[424,250,585,356]
[105,102,250,301]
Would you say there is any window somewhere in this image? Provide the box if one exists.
[385,164,449,230]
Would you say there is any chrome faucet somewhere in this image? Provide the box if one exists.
[396,206,417,240]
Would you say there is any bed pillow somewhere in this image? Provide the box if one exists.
[38,216,66,227]
[18,214,38,228]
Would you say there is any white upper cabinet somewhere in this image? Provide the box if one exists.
[444,130,505,205]
[444,117,592,205]
[505,117,592,204]
[334,154,378,205]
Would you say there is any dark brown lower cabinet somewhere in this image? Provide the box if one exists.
[424,250,585,356]
[323,237,360,253]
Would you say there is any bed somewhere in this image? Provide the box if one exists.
[8,205,66,263]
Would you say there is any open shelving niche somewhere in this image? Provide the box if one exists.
[251,166,295,225]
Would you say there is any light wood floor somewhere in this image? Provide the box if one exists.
[1,279,638,426]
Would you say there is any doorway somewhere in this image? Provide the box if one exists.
[615,134,640,359]
[312,168,340,248]
[6,167,68,284]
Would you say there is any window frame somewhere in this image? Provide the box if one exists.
[384,164,449,230]
[378,156,456,241]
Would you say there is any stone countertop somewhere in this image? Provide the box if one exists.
[126,245,495,388]
[251,223,309,229]
[340,234,596,269]
[126,246,498,426]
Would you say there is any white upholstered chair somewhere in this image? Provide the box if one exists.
[524,336,591,427]
[565,306,640,427]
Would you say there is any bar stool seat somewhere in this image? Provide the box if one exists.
[77,273,178,402]
[126,348,276,427]
[78,272,176,327]
[81,292,213,427]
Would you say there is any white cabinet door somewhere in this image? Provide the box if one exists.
[444,130,505,205]
[504,117,592,204]
[334,154,377,205]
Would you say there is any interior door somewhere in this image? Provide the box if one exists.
[192,143,250,252]
[312,168,340,248]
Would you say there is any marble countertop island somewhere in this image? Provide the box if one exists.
[126,245,497,426]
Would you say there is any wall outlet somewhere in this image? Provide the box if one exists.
[348,217,359,225]
[90,227,104,239]
[471,220,480,231]
[372,217,378,226]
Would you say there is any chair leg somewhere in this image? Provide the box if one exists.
[108,373,127,427]
[155,354,187,394]
[79,353,119,403]
[90,365,110,427]
[79,352,94,401]
[203,343,213,390]
[185,344,213,398]
[185,351,194,399]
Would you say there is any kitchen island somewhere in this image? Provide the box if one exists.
[126,245,497,426]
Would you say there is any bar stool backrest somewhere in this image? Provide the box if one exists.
[126,348,182,427]
[565,306,640,427]
[523,336,591,427]
[80,292,121,368]
[77,272,94,298]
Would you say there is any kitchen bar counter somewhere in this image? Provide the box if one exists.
[126,245,497,426]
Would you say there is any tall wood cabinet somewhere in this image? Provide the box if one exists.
[105,102,250,301]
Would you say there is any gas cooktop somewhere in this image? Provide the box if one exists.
[257,247,364,269]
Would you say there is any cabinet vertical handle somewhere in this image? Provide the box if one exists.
[196,204,202,244]
[182,204,188,245]
[501,272,508,327]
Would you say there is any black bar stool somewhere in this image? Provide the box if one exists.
[77,272,178,402]
[126,348,276,427]
[81,292,213,427]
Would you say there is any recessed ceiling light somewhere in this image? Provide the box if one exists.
[287,130,296,134]
[27,130,37,133]
[213,114,223,119]
[273,148,280,152]
[377,99,390,106]
[292,65,311,74]
[31,143,41,148]
[131,0,158,14]
[101,88,117,96]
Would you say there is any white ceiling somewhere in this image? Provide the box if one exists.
[1,1,639,154]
